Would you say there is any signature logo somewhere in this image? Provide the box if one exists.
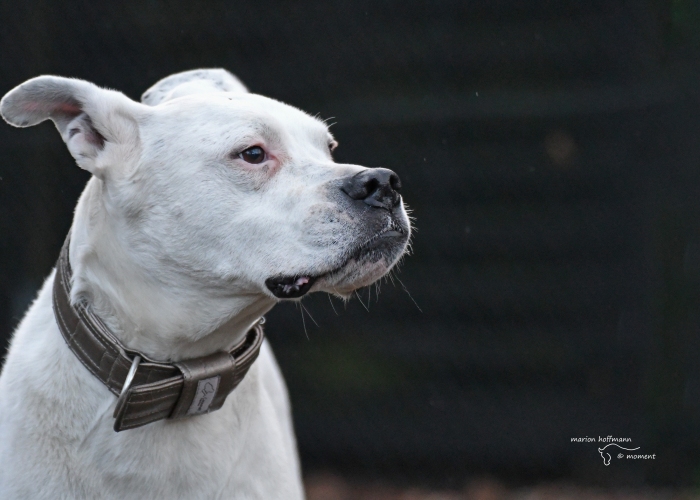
[571,436,655,465]
[597,443,640,466]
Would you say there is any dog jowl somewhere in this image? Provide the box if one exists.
[0,68,411,499]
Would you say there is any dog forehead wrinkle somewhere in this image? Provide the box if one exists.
[146,106,285,153]
[214,92,328,139]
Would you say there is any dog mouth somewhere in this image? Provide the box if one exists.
[265,218,407,299]
[264,275,318,299]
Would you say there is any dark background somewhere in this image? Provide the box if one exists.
[1,0,700,491]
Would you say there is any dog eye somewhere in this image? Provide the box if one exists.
[238,146,266,164]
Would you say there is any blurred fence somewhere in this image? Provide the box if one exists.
[1,0,700,488]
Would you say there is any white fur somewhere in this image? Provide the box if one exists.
[0,69,410,499]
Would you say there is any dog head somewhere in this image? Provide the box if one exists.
[0,69,410,308]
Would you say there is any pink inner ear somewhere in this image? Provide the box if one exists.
[22,101,81,114]
[55,102,82,114]
[22,102,42,111]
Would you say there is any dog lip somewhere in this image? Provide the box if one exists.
[265,275,317,299]
[317,222,408,278]
[266,218,408,298]
[380,230,403,238]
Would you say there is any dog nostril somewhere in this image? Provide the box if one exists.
[365,178,379,197]
[390,174,401,193]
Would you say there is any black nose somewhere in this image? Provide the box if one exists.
[341,168,402,210]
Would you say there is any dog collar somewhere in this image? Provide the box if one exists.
[52,234,265,432]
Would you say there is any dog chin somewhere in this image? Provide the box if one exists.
[265,249,405,300]
[264,256,394,300]
[316,256,394,297]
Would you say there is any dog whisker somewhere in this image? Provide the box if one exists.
[300,302,319,328]
[374,282,381,304]
[395,275,422,313]
[355,290,370,312]
[296,302,309,340]
[327,294,339,316]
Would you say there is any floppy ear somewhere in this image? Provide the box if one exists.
[141,68,248,106]
[0,76,143,178]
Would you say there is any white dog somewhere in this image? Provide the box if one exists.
[0,69,410,499]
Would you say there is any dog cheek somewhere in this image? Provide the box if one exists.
[237,159,282,190]
[229,167,272,192]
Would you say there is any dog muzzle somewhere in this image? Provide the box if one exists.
[52,233,265,432]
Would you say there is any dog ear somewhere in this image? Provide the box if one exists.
[0,76,144,178]
[141,68,248,106]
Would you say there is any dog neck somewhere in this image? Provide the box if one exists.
[65,178,276,362]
